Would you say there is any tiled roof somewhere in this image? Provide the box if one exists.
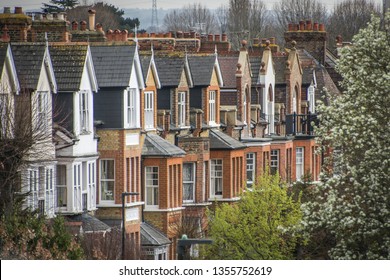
[66,213,111,233]
[154,55,186,87]
[49,43,88,91]
[90,44,136,87]
[187,55,216,86]
[142,133,186,157]
[218,56,238,88]
[141,222,171,246]
[210,129,246,150]
[10,43,46,90]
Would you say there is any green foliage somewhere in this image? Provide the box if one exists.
[303,13,390,259]
[42,0,79,13]
[0,211,84,260]
[204,172,302,260]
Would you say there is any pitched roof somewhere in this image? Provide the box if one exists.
[66,213,111,233]
[210,129,246,150]
[154,55,188,87]
[140,54,151,81]
[187,55,217,86]
[142,133,186,157]
[90,44,136,87]
[49,43,88,91]
[10,43,46,90]
[218,56,238,88]
[141,222,171,246]
[250,56,261,86]
[273,56,287,84]
[0,43,8,76]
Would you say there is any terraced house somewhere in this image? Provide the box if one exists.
[0,6,341,260]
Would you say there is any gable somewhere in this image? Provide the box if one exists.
[178,69,189,88]
[210,68,219,87]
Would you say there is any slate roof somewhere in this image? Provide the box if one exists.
[10,43,46,90]
[153,55,187,87]
[273,56,287,84]
[142,133,186,157]
[141,222,171,246]
[140,54,151,81]
[0,43,8,76]
[49,43,88,91]
[90,44,136,87]
[218,56,238,88]
[66,213,111,233]
[187,55,216,86]
[249,56,261,86]
[209,129,246,150]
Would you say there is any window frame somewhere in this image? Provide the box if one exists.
[79,91,89,133]
[270,149,279,175]
[56,164,67,208]
[209,90,216,125]
[178,91,186,127]
[144,91,154,130]
[246,153,256,187]
[183,162,196,203]
[210,159,223,198]
[125,87,138,128]
[100,159,115,203]
[296,147,304,181]
[145,166,159,209]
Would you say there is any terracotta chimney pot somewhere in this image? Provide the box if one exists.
[319,23,325,32]
[80,20,87,31]
[299,20,305,31]
[215,34,220,42]
[208,34,213,41]
[121,30,128,41]
[306,20,312,30]
[222,33,227,42]
[313,22,319,31]
[270,37,276,45]
[288,23,293,31]
[72,20,78,30]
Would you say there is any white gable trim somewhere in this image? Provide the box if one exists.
[85,45,98,92]
[5,44,20,94]
[44,46,57,93]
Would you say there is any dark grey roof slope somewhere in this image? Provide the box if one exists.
[249,56,261,86]
[142,133,186,157]
[66,213,111,233]
[11,43,46,90]
[154,56,185,87]
[210,129,246,150]
[140,54,151,81]
[90,44,136,87]
[49,43,88,91]
[188,55,216,86]
[0,43,8,76]
[141,222,171,246]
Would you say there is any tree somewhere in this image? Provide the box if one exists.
[204,172,302,260]
[42,0,79,13]
[162,3,218,34]
[226,0,268,50]
[327,0,380,49]
[66,2,140,32]
[273,0,328,27]
[303,13,390,259]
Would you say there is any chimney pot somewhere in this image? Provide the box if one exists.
[215,34,220,42]
[299,20,305,31]
[88,9,96,31]
[80,20,87,31]
[319,23,325,32]
[46,13,54,20]
[288,23,293,31]
[208,34,213,41]
[270,37,276,45]
[306,20,312,30]
[34,13,43,21]
[72,20,78,30]
[14,7,23,14]
[313,22,319,31]
[3,7,11,14]
[222,33,227,42]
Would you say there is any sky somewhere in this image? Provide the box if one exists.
[0,0,384,11]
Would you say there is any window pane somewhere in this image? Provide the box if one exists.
[101,181,114,200]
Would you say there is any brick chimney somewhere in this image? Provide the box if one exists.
[284,20,327,65]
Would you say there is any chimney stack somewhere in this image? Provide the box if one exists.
[3,7,11,14]
[88,9,96,31]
